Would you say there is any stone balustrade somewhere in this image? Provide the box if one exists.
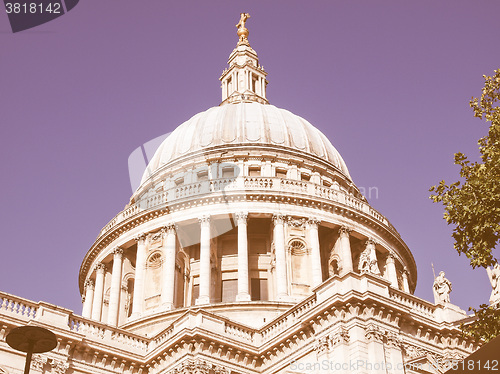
[388,288,436,318]
[0,292,38,319]
[97,176,394,239]
[0,272,465,359]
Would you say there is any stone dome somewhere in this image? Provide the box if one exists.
[140,102,351,186]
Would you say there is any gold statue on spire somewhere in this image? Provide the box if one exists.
[236,13,250,44]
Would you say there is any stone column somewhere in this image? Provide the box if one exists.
[107,248,124,326]
[161,224,177,310]
[91,263,106,321]
[236,212,251,301]
[307,218,323,287]
[82,279,94,318]
[386,254,399,288]
[402,267,410,293]
[339,226,353,274]
[273,214,288,300]
[131,234,147,317]
[197,216,211,305]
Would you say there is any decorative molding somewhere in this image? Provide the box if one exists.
[31,355,68,374]
[272,213,285,225]
[112,247,124,257]
[163,223,176,234]
[31,354,47,371]
[168,359,228,374]
[235,212,248,224]
[364,325,385,342]
[307,217,320,227]
[95,263,106,273]
[134,233,147,243]
[365,238,377,247]
[315,327,350,357]
[198,215,211,226]
[287,216,306,228]
[338,225,351,237]
[84,279,95,290]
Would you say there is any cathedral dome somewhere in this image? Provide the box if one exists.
[140,103,351,186]
[79,16,418,335]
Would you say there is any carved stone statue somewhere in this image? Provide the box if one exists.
[433,271,452,304]
[486,263,500,305]
[358,240,380,275]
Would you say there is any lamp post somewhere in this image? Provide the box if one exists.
[6,326,57,374]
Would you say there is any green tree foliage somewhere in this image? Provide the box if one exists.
[430,69,500,341]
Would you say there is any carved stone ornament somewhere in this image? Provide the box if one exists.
[112,247,124,257]
[358,244,380,275]
[163,223,176,235]
[433,271,452,304]
[287,216,306,228]
[487,263,500,304]
[198,215,211,226]
[31,354,47,370]
[235,212,248,224]
[315,327,350,357]
[338,225,351,237]
[168,359,227,374]
[272,214,285,225]
[31,355,69,374]
[84,278,95,290]
[95,262,106,273]
[307,217,320,227]
[134,233,147,243]
[364,324,385,342]
[51,359,70,374]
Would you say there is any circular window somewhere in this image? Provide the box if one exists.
[148,252,162,268]
[289,239,307,255]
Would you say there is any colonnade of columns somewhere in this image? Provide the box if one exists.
[81,213,407,325]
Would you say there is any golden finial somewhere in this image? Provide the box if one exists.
[236,13,250,44]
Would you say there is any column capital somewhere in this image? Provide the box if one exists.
[235,212,248,225]
[272,214,285,225]
[307,217,320,227]
[134,233,147,243]
[402,266,409,277]
[198,215,211,226]
[112,247,124,258]
[386,253,395,264]
[338,225,352,237]
[162,223,176,234]
[95,263,106,273]
[85,279,95,290]
[365,238,377,247]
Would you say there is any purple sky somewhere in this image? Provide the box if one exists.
[1,1,499,315]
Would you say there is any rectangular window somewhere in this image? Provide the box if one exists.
[175,177,184,186]
[191,284,199,305]
[249,167,261,177]
[222,167,234,178]
[221,279,238,303]
[301,173,310,182]
[197,170,208,181]
[251,278,268,301]
[276,168,287,178]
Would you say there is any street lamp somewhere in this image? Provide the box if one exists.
[6,326,57,374]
